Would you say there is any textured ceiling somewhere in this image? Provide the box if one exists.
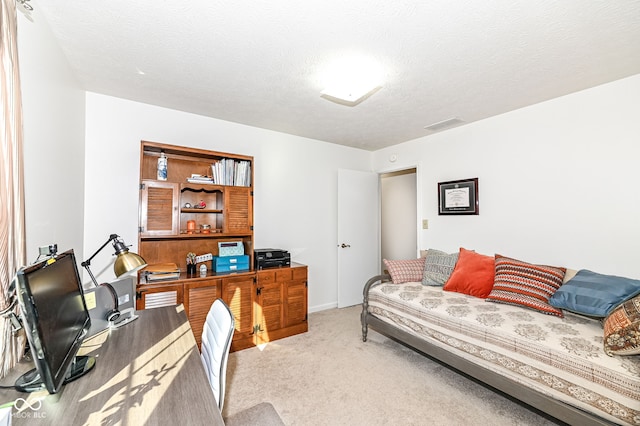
[31,0,640,151]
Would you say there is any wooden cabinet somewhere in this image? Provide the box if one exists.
[255,264,308,345]
[137,141,307,352]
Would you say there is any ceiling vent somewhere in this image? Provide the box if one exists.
[424,117,465,132]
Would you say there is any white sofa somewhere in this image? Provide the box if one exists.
[361,250,640,426]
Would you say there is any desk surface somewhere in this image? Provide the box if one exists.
[0,306,224,425]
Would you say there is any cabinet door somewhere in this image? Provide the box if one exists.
[285,280,308,327]
[221,275,255,351]
[140,180,180,236]
[255,271,284,345]
[137,283,184,310]
[184,279,222,349]
[224,186,252,233]
[285,266,308,327]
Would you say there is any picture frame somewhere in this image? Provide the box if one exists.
[438,178,479,215]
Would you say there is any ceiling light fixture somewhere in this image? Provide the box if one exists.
[320,55,383,107]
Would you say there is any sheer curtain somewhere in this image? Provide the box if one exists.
[0,0,27,377]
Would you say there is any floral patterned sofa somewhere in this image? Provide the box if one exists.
[361,248,640,426]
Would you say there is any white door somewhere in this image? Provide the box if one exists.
[337,169,379,308]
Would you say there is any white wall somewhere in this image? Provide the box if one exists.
[84,93,371,311]
[17,8,86,265]
[373,74,640,279]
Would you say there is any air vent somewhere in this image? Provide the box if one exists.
[424,117,465,132]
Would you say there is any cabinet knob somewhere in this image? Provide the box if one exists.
[339,243,351,248]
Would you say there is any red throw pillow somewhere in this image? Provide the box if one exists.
[443,248,495,298]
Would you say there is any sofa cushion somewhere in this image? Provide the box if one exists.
[549,269,640,317]
[603,294,640,356]
[422,249,459,286]
[486,254,566,317]
[443,248,494,298]
[383,258,426,284]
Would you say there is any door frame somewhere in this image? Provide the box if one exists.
[377,162,422,259]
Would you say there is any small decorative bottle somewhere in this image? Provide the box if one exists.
[157,151,167,181]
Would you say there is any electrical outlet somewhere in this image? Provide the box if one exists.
[195,253,213,263]
[39,244,58,256]
[422,219,429,229]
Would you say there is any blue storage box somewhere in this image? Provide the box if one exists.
[212,255,250,272]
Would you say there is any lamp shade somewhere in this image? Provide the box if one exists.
[114,251,147,278]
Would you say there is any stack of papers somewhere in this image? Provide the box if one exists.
[143,263,180,281]
[186,174,215,184]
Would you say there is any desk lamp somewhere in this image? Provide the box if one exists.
[81,234,146,322]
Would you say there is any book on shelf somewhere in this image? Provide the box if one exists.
[211,159,251,187]
[186,174,214,184]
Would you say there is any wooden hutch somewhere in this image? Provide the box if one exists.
[136,141,307,351]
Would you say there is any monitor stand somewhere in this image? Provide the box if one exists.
[14,355,96,393]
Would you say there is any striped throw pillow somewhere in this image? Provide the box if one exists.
[422,249,459,286]
[486,254,566,317]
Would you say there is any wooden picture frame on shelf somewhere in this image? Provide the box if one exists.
[438,178,479,215]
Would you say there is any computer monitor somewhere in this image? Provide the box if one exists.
[13,249,95,393]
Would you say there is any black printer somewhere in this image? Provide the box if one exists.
[254,248,291,270]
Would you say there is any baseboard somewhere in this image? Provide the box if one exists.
[308,302,338,313]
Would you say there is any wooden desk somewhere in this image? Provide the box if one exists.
[0,306,224,425]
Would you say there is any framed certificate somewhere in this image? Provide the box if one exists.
[438,178,479,215]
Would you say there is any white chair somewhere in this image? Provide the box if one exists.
[201,298,235,411]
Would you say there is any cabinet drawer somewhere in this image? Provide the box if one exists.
[292,266,307,280]
[275,269,293,281]
[256,270,276,284]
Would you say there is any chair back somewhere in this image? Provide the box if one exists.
[201,298,235,411]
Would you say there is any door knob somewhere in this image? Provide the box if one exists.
[339,243,351,248]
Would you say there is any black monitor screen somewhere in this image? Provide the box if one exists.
[15,249,91,393]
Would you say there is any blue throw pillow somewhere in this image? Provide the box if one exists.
[549,269,640,317]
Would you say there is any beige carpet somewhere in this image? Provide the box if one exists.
[224,402,285,426]
[223,305,561,426]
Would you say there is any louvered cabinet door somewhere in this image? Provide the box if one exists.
[184,279,222,350]
[255,271,284,345]
[285,266,308,328]
[223,186,252,233]
[221,275,256,351]
[139,180,180,236]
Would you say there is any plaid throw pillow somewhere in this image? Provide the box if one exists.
[384,258,426,284]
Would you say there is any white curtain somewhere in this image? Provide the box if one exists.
[0,0,27,377]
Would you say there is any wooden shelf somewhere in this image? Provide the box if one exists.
[180,208,223,214]
[140,232,252,241]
